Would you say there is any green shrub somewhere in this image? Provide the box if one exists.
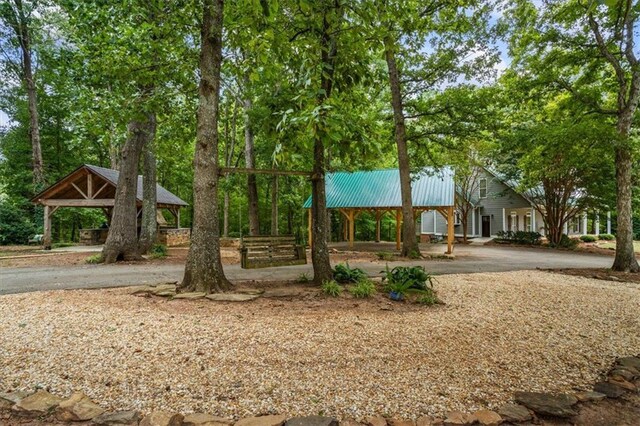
[150,244,168,259]
[381,265,435,291]
[321,280,342,297]
[580,235,597,243]
[333,262,366,283]
[549,234,579,249]
[349,279,376,298]
[495,230,542,245]
[85,254,104,264]
[0,200,37,245]
[598,233,615,241]
[418,291,440,306]
[376,251,394,261]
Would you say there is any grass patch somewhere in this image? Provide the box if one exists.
[297,273,311,283]
[51,242,74,249]
[348,278,376,298]
[321,280,342,297]
[85,254,104,264]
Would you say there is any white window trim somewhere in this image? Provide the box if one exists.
[479,178,487,199]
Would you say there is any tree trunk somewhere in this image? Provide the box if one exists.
[138,114,158,254]
[102,116,152,263]
[612,143,639,272]
[271,175,278,235]
[180,0,232,293]
[384,36,420,258]
[244,87,260,236]
[11,0,44,186]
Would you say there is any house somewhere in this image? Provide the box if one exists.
[421,167,610,239]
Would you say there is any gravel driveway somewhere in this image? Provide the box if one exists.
[0,245,621,295]
[1,271,638,420]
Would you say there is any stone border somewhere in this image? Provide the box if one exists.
[1,353,638,425]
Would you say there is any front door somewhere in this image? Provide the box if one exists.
[482,216,490,237]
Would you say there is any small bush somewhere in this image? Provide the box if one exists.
[549,234,579,249]
[580,235,597,243]
[150,244,168,259]
[376,251,394,261]
[349,279,376,298]
[85,254,103,264]
[496,230,542,245]
[297,273,310,283]
[321,280,342,297]
[417,291,440,306]
[598,233,615,241]
[381,265,435,291]
[333,262,367,283]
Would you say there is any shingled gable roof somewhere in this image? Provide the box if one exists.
[32,164,188,207]
[303,167,455,209]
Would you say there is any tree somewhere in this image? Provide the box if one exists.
[137,120,158,254]
[180,0,231,293]
[0,0,44,187]
[455,161,483,243]
[506,0,640,271]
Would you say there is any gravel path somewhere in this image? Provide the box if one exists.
[0,271,638,421]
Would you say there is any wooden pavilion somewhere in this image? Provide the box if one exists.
[31,164,188,248]
[303,168,456,253]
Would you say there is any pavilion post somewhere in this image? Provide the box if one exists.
[395,209,402,251]
[446,205,454,254]
[375,210,381,242]
[176,208,180,229]
[43,205,52,250]
[307,209,312,248]
[348,209,355,249]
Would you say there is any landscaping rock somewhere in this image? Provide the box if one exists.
[92,410,142,425]
[184,412,233,425]
[574,391,607,402]
[594,381,627,398]
[415,417,436,426]
[443,411,474,425]
[387,419,414,426]
[12,390,64,416]
[156,291,177,297]
[364,416,387,426]
[206,293,261,302]
[235,415,287,426]
[617,356,640,371]
[285,416,338,426]
[497,404,531,423]
[172,292,206,300]
[139,411,184,426]
[0,391,29,409]
[610,368,637,381]
[339,420,364,426]
[56,391,105,421]
[470,410,501,426]
[129,286,154,295]
[513,391,578,418]
[608,378,637,391]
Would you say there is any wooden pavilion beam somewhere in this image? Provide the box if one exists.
[39,199,116,207]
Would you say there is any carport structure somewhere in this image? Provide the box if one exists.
[31,164,187,248]
[303,168,456,253]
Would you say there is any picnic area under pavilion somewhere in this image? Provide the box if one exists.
[31,164,188,249]
[303,168,456,253]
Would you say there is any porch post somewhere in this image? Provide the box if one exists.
[471,207,476,237]
[43,205,52,250]
[348,209,355,249]
[395,209,402,251]
[446,205,454,254]
[582,213,588,235]
[595,212,600,236]
[606,211,611,234]
[563,221,568,235]
[502,208,506,232]
[433,210,437,234]
[531,207,536,232]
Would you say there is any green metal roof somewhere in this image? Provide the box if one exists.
[303,168,455,209]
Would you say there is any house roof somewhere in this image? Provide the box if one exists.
[32,164,188,207]
[303,168,455,209]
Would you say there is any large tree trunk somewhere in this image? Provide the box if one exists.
[138,114,158,254]
[244,88,260,236]
[612,138,639,272]
[180,0,231,293]
[102,116,153,263]
[384,36,420,258]
[271,175,278,235]
[11,0,44,186]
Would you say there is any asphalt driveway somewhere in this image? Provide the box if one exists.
[0,244,623,295]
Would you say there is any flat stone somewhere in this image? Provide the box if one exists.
[610,368,637,381]
[497,404,531,422]
[184,412,233,425]
[235,415,287,426]
[172,292,206,300]
[388,420,414,426]
[92,410,142,425]
[617,356,640,371]
[285,416,338,426]
[443,411,474,425]
[156,290,177,297]
[608,377,637,391]
[56,392,105,421]
[0,391,29,409]
[470,410,501,426]
[594,381,627,398]
[206,293,261,302]
[140,411,184,426]
[12,390,64,416]
[514,391,578,418]
[364,416,387,426]
[340,420,365,426]
[129,286,153,295]
[574,391,607,402]
[415,417,436,426]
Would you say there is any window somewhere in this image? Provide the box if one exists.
[525,213,532,231]
[510,213,517,231]
[479,178,487,198]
